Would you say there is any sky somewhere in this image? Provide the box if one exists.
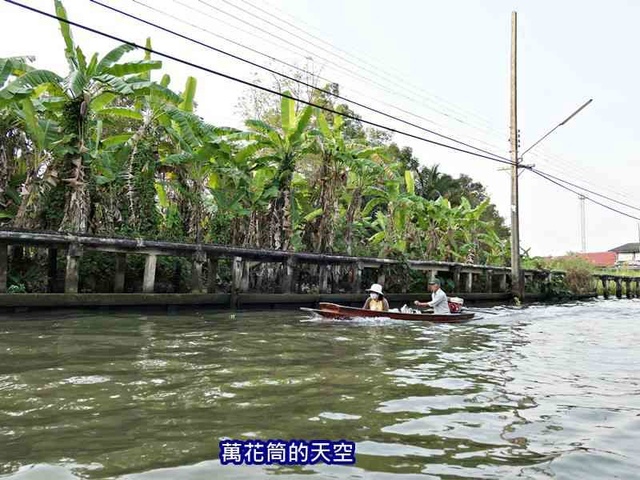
[1,0,639,256]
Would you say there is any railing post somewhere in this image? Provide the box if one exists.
[545,271,553,296]
[465,271,473,293]
[114,253,126,293]
[376,268,386,289]
[207,254,219,293]
[47,248,58,293]
[281,256,297,294]
[142,254,157,294]
[485,269,493,294]
[191,251,206,293]
[499,273,508,293]
[231,256,243,307]
[64,243,83,294]
[319,264,330,293]
[331,265,341,292]
[0,242,7,293]
[352,261,363,293]
[240,259,251,293]
[452,266,461,293]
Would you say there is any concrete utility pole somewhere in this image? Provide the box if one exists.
[510,11,524,299]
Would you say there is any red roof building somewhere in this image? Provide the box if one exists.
[572,252,617,267]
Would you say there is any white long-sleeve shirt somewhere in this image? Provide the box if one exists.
[428,288,450,314]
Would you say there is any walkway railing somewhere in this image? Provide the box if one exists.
[0,229,569,297]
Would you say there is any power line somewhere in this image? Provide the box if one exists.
[4,0,516,168]
[218,0,385,79]
[194,0,424,100]
[221,0,492,128]
[530,168,640,212]
[189,0,509,140]
[530,169,640,221]
[90,0,509,161]
[531,154,640,204]
[235,0,506,135]
[130,0,512,159]
[528,148,640,203]
[128,0,316,85]
[8,0,639,227]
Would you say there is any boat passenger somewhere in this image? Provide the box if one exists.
[363,283,389,311]
[414,279,450,314]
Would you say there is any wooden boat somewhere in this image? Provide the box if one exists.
[301,302,475,323]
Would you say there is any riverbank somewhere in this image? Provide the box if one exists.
[0,291,599,315]
[2,230,630,313]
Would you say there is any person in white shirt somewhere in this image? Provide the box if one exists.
[414,279,450,314]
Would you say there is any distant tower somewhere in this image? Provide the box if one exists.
[579,195,586,252]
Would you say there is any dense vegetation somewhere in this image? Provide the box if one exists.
[1,1,514,292]
[534,256,596,297]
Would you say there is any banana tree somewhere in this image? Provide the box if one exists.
[149,73,245,243]
[337,147,386,254]
[114,47,187,231]
[0,0,161,233]
[238,91,313,250]
[161,139,229,243]
[0,110,27,224]
[454,197,499,264]
[477,229,509,265]
[364,168,423,257]
[306,108,374,253]
[10,98,65,229]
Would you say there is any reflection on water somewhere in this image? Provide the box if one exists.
[1,300,640,479]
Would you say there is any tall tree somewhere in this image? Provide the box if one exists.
[238,92,313,250]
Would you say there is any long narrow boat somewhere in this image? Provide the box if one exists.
[301,302,475,323]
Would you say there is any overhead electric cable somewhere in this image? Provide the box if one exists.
[232,0,506,134]
[185,0,509,138]
[530,168,640,212]
[91,0,510,161]
[133,0,510,156]
[4,0,516,167]
[530,170,640,221]
[7,0,638,224]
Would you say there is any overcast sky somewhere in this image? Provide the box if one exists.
[2,0,639,256]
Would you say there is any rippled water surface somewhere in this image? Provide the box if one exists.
[1,300,639,479]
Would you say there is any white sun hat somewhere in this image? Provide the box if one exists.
[366,283,384,296]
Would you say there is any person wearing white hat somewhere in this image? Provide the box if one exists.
[363,283,389,311]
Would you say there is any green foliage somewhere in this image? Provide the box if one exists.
[79,251,115,293]
[0,0,514,293]
[7,284,27,294]
[119,140,160,238]
[545,255,596,296]
[7,250,47,293]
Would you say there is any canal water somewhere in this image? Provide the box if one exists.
[0,300,639,479]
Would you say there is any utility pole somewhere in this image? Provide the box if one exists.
[579,195,586,252]
[510,11,523,299]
